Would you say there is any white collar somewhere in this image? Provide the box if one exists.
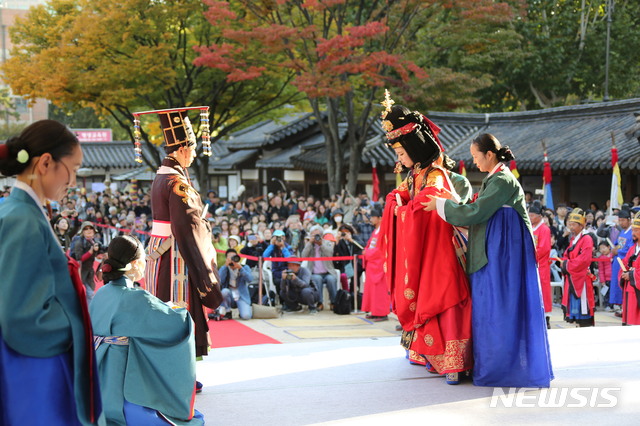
[488,163,503,176]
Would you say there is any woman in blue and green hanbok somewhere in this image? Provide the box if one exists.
[91,235,204,425]
[424,133,553,388]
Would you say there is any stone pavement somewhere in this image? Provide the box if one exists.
[228,304,623,345]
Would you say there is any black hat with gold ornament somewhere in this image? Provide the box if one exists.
[380,89,444,170]
[131,106,211,163]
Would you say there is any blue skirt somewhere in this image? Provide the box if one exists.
[469,207,554,388]
[0,331,81,426]
[610,256,624,305]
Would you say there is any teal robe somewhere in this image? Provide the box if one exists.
[0,186,102,425]
[90,277,202,425]
[443,167,531,274]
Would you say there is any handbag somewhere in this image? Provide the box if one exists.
[344,262,354,279]
[251,303,280,319]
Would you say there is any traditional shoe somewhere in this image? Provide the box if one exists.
[425,362,438,374]
[615,311,623,318]
[395,324,403,331]
[196,381,203,394]
[445,373,460,385]
[370,315,389,322]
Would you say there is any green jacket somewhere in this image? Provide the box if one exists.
[449,171,473,204]
[443,167,531,274]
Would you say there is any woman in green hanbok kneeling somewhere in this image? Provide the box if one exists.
[90,235,204,425]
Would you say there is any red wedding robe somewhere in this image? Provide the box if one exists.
[380,163,472,374]
[620,244,640,325]
[561,233,595,318]
[532,222,552,313]
[362,227,391,317]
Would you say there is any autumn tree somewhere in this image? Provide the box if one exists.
[195,0,430,194]
[2,0,302,187]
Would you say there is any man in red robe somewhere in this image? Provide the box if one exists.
[561,208,595,327]
[361,207,390,321]
[529,201,552,328]
[618,212,640,325]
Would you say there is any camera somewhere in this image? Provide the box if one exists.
[341,232,346,237]
[231,255,241,263]
[314,234,322,242]
[276,236,283,243]
[284,269,294,279]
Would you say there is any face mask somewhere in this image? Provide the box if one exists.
[335,216,343,223]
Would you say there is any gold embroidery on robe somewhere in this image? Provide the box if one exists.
[404,288,415,300]
[424,339,471,373]
[409,302,416,312]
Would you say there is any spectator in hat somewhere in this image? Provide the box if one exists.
[263,229,293,298]
[330,208,345,230]
[280,260,319,313]
[361,208,390,321]
[302,225,339,311]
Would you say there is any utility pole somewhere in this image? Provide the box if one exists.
[604,0,613,102]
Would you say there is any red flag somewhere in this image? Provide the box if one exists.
[372,166,380,202]
[509,160,520,179]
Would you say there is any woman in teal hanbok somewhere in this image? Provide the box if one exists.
[0,120,102,425]
[91,235,204,425]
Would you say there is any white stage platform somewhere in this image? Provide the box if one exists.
[196,326,640,425]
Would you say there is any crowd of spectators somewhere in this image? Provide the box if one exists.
[4,181,639,317]
[523,191,640,312]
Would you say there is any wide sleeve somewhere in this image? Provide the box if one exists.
[167,175,222,309]
[116,289,197,421]
[0,214,72,356]
[562,236,594,276]
[442,174,519,227]
[536,225,552,262]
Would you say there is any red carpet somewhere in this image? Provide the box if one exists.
[208,319,281,348]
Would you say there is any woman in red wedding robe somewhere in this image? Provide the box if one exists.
[379,99,472,384]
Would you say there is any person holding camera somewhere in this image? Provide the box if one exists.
[280,260,319,313]
[333,223,364,293]
[211,226,229,268]
[263,229,293,298]
[217,249,253,320]
[73,221,105,303]
[302,225,339,311]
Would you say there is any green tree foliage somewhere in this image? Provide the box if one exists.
[2,0,302,186]
[195,0,431,194]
